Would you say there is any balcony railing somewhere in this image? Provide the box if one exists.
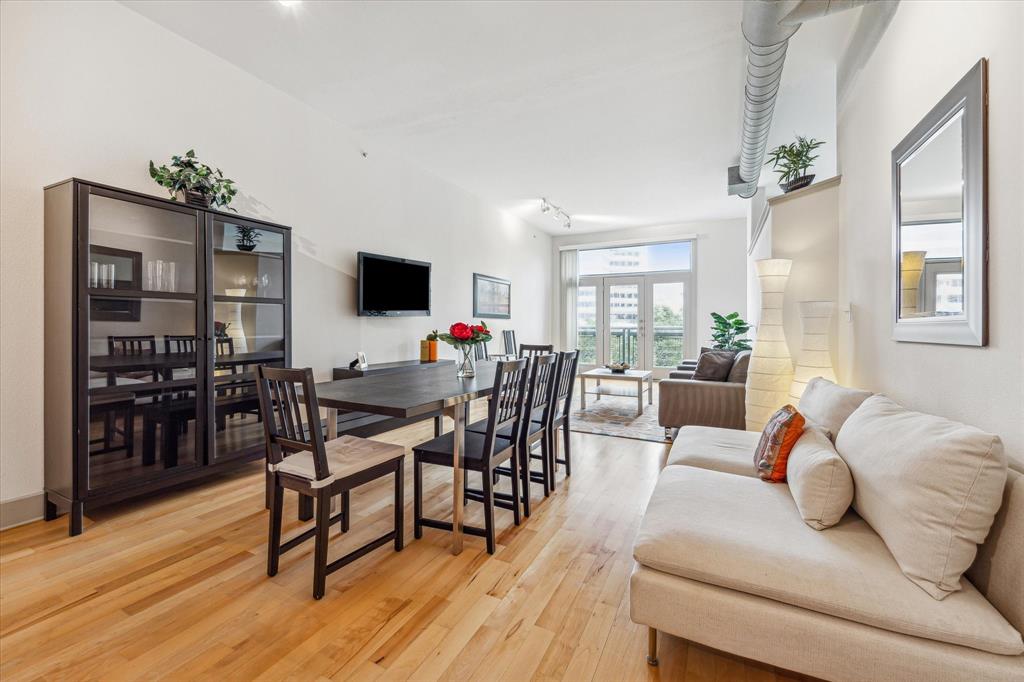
[576,326,684,368]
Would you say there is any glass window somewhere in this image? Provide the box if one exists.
[577,285,597,364]
[653,282,686,367]
[578,241,691,276]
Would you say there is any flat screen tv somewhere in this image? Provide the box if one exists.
[357,252,431,317]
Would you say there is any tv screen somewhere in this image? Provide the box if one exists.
[357,252,431,316]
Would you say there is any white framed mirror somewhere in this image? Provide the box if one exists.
[892,59,987,346]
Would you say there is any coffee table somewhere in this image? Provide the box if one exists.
[579,368,653,417]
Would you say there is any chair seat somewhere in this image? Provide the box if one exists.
[465,417,545,440]
[271,435,404,488]
[413,429,516,469]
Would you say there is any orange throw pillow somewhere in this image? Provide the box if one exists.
[754,405,806,482]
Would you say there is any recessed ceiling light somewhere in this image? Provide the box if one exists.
[278,0,301,7]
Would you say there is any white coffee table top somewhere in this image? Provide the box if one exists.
[580,367,652,379]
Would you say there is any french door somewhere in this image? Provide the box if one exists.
[577,272,693,378]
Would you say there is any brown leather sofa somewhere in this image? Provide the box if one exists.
[658,350,750,439]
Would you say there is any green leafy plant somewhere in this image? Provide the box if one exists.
[235,226,261,250]
[765,136,825,184]
[710,312,751,351]
[149,149,238,210]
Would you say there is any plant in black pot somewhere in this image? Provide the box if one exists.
[710,312,752,351]
[149,149,238,210]
[765,136,825,193]
[234,225,261,252]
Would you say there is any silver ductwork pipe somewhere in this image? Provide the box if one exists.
[729,0,870,198]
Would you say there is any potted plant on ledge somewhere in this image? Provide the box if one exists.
[149,149,238,210]
[765,136,824,193]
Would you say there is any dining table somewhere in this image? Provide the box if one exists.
[308,360,498,555]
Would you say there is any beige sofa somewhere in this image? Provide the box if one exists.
[631,391,1024,681]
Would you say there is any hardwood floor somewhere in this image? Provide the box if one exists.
[1,414,810,681]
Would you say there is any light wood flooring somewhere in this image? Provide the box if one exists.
[1,414,813,681]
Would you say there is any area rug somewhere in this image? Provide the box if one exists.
[568,394,668,443]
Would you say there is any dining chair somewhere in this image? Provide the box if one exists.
[256,365,405,600]
[472,341,489,361]
[503,330,517,357]
[546,350,580,488]
[107,334,160,382]
[412,357,529,554]
[518,343,554,360]
[469,352,558,516]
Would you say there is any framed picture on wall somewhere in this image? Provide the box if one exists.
[473,273,511,319]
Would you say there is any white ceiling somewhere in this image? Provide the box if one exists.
[123,0,861,234]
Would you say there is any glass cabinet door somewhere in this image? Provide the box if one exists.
[85,191,202,492]
[209,218,287,463]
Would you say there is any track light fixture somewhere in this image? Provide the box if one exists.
[539,197,572,230]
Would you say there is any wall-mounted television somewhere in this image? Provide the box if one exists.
[357,251,431,317]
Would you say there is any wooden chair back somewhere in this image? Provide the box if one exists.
[107,335,156,355]
[480,357,529,455]
[522,353,558,428]
[519,343,554,360]
[255,365,330,482]
[472,341,489,361]
[503,330,517,357]
[551,350,580,422]
[216,337,235,356]
[164,335,197,354]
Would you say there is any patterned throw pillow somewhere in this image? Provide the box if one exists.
[753,405,806,482]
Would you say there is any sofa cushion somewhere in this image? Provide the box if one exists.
[666,426,760,477]
[726,350,751,384]
[692,350,736,381]
[837,396,1007,601]
[798,378,872,442]
[633,466,1024,655]
[787,426,854,529]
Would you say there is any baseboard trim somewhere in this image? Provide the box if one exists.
[0,492,45,531]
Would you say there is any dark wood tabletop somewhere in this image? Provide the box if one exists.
[312,361,498,419]
[90,350,284,373]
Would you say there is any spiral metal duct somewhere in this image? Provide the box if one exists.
[729,0,870,199]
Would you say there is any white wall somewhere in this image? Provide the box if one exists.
[837,1,1023,461]
[550,219,748,353]
[769,182,840,373]
[0,1,552,506]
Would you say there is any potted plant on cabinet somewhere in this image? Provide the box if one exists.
[765,136,825,193]
[149,149,238,210]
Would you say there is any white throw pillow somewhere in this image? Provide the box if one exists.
[798,378,872,443]
[836,395,1007,600]
[787,426,854,530]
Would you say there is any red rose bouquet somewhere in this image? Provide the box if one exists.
[437,321,493,377]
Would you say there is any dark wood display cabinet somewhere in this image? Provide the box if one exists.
[43,179,292,535]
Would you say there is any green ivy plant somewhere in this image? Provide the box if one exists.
[710,312,752,351]
[765,136,825,184]
[149,149,238,210]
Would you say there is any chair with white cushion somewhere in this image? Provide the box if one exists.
[256,365,405,600]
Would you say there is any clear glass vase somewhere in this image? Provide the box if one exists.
[456,344,476,378]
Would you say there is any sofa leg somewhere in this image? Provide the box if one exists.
[647,626,659,666]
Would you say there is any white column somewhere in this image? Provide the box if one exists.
[745,259,793,431]
[789,300,836,402]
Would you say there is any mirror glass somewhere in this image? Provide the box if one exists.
[898,110,964,319]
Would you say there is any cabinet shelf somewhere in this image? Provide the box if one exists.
[88,288,197,300]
